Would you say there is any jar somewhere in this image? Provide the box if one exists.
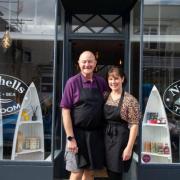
[164,143,170,154]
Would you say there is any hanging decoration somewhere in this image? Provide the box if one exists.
[1,0,12,49]
[1,30,12,49]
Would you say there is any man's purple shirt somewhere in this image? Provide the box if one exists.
[60,73,108,109]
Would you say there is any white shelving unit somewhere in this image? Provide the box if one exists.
[0,99,3,160]
[11,82,44,160]
[141,85,172,164]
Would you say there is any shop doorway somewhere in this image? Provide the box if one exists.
[69,39,125,178]
[55,8,135,179]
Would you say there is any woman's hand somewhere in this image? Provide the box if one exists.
[67,138,78,154]
[122,147,132,161]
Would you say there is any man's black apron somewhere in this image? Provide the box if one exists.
[71,76,104,169]
[104,90,132,173]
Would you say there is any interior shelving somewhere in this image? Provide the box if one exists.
[141,85,172,164]
[11,82,44,160]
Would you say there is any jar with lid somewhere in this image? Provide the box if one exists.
[164,143,170,154]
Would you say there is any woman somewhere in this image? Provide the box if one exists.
[104,66,140,180]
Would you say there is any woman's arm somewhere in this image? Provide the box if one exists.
[122,124,138,161]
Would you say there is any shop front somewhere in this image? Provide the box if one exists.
[0,0,180,180]
[0,0,140,179]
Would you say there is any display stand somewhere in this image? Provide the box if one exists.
[141,85,172,164]
[0,99,3,160]
[11,82,44,160]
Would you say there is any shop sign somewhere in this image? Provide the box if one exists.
[163,80,180,116]
[0,74,28,116]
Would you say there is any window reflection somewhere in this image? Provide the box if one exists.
[0,0,55,34]
[144,3,180,35]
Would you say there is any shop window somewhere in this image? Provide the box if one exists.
[142,0,180,164]
[0,0,55,35]
[0,40,53,161]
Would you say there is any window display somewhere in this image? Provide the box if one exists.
[143,0,180,164]
[141,86,172,164]
[11,82,44,160]
[0,40,53,160]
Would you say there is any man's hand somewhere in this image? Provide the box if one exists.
[67,138,78,154]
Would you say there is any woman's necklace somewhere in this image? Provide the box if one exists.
[110,93,121,104]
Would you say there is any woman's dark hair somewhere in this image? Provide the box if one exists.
[106,65,127,87]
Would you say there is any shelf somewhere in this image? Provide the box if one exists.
[19,120,42,125]
[141,151,171,158]
[143,123,167,127]
[15,149,44,156]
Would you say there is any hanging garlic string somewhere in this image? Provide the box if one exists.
[1,0,12,49]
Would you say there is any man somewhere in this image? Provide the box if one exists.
[60,51,107,180]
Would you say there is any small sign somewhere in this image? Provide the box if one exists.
[163,80,180,116]
[142,154,151,163]
[0,74,28,116]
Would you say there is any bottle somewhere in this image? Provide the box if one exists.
[164,143,170,154]
[21,109,30,121]
[157,142,164,154]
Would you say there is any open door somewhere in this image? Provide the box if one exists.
[71,39,125,178]
[71,40,125,79]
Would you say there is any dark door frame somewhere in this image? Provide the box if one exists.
[64,12,131,89]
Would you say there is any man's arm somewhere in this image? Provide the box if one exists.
[62,108,74,137]
[62,108,78,153]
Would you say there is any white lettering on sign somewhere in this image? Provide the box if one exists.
[0,75,26,94]
[0,74,28,116]
[0,104,20,113]
[163,80,180,116]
